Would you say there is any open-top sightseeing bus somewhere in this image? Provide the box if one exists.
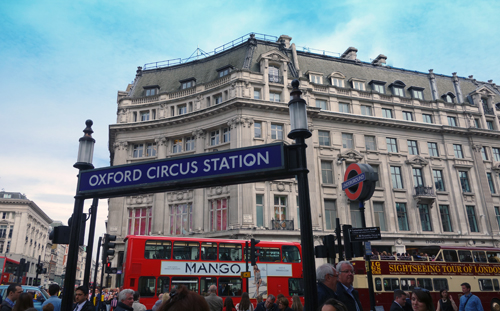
[122,236,304,309]
[0,257,20,285]
[351,246,500,311]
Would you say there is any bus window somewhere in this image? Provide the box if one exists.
[434,253,443,262]
[138,276,156,297]
[219,243,242,261]
[144,240,171,259]
[416,278,433,291]
[479,279,494,291]
[433,279,448,291]
[259,247,280,262]
[486,251,500,262]
[289,278,304,296]
[173,241,199,260]
[172,277,199,292]
[282,245,301,263]
[157,277,170,296]
[201,242,217,260]
[401,278,416,291]
[383,278,400,291]
[375,278,382,291]
[472,251,487,263]
[443,250,458,262]
[200,277,217,296]
[218,277,242,296]
[493,279,499,291]
[458,250,473,262]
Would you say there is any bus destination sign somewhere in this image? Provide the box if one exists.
[77,143,291,198]
[371,260,500,276]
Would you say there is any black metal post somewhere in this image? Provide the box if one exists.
[61,196,86,311]
[245,241,249,294]
[93,236,102,297]
[35,255,41,286]
[84,198,99,288]
[336,218,343,262]
[100,257,105,289]
[359,201,376,311]
[295,136,318,311]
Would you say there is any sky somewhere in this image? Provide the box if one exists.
[1,0,499,261]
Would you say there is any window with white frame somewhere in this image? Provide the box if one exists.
[422,114,433,124]
[172,139,183,154]
[144,87,158,96]
[481,147,488,161]
[387,138,398,153]
[169,203,193,235]
[373,202,387,231]
[324,200,337,230]
[274,196,287,221]
[181,80,195,89]
[447,116,457,127]
[331,78,344,87]
[254,89,261,100]
[408,140,419,155]
[215,94,223,104]
[185,136,195,151]
[352,80,365,91]
[487,173,496,194]
[209,198,228,232]
[271,124,283,140]
[178,105,187,115]
[254,122,262,138]
[310,74,322,84]
[433,170,445,191]
[410,88,424,100]
[382,108,393,118]
[321,161,334,184]
[493,148,500,161]
[133,143,157,158]
[128,207,152,235]
[316,99,327,110]
[403,111,413,121]
[223,128,230,143]
[210,130,220,146]
[269,92,281,102]
[371,82,385,94]
[361,105,373,116]
[453,144,464,158]
[487,121,494,130]
[413,168,424,187]
[339,103,350,113]
[365,136,376,151]
[342,133,353,149]
[210,127,229,145]
[269,66,280,83]
[390,166,404,189]
[318,131,330,146]
[459,171,471,192]
[443,94,454,103]
[141,111,150,121]
[218,67,231,78]
[393,87,404,97]
[428,142,439,157]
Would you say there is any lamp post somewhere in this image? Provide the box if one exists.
[61,120,95,311]
[287,80,317,311]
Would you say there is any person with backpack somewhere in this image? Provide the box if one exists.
[459,283,484,311]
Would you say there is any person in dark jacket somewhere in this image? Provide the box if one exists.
[335,261,363,311]
[113,289,135,311]
[73,286,94,311]
[255,295,278,311]
[316,263,339,307]
[390,290,407,311]
[1,284,23,311]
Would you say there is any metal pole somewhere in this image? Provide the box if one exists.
[245,241,249,294]
[35,255,41,286]
[359,201,376,311]
[100,257,105,290]
[61,195,86,311]
[93,237,102,299]
[84,198,99,288]
[295,136,318,311]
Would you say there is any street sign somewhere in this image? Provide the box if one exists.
[77,143,293,199]
[350,227,381,242]
[241,271,251,278]
[365,241,372,256]
[342,163,378,201]
[342,173,366,190]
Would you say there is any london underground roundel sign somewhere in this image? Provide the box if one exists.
[342,163,378,201]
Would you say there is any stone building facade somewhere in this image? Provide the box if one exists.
[0,191,52,285]
[106,33,500,286]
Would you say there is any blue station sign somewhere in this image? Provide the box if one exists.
[77,143,292,198]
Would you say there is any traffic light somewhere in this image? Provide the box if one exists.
[105,261,111,273]
[36,263,43,274]
[342,225,363,260]
[250,238,260,266]
[17,258,26,278]
[102,234,117,262]
[315,234,336,260]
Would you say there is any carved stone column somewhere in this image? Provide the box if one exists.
[156,137,168,158]
[112,141,129,165]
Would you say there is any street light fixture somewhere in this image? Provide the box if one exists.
[287,80,317,311]
[61,120,95,311]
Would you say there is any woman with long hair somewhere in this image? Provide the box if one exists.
[436,289,457,311]
[253,265,262,298]
[291,295,303,311]
[412,289,435,311]
[12,293,34,311]
[319,298,347,311]
[237,292,254,311]
[159,285,209,311]
[224,297,236,311]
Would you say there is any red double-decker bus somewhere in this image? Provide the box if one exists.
[0,257,20,285]
[351,246,500,311]
[122,236,304,309]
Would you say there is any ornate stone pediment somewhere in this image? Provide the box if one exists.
[338,149,363,162]
[405,156,429,167]
[470,85,496,97]
[257,49,291,63]
[227,116,254,129]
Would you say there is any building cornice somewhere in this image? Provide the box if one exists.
[0,199,53,224]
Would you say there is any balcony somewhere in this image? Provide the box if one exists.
[271,219,294,230]
[483,105,495,115]
[414,186,436,200]
[269,74,283,84]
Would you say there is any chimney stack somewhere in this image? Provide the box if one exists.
[371,54,387,66]
[340,47,358,61]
